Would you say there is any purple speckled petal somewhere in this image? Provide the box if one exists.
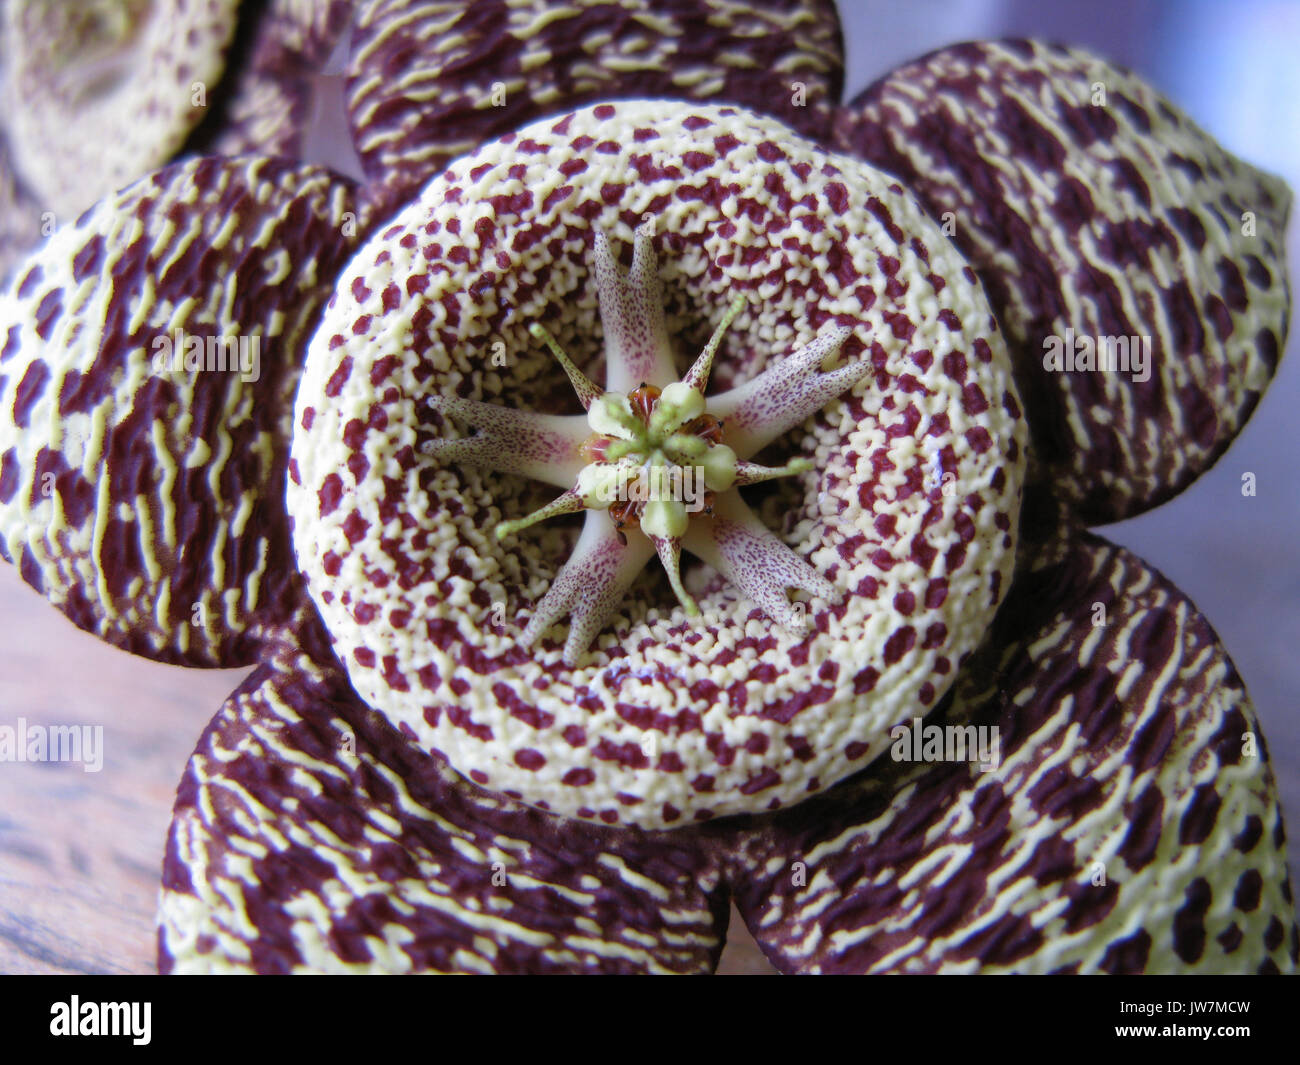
[424,394,588,488]
[522,509,657,665]
[158,636,728,974]
[346,0,845,215]
[723,492,1299,974]
[835,39,1293,523]
[683,492,836,632]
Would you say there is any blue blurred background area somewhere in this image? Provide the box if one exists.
[835,0,1300,888]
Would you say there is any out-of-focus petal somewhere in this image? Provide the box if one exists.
[725,491,1298,973]
[195,0,355,160]
[835,40,1292,523]
[1,0,241,220]
[158,637,729,974]
[0,135,42,286]
[347,0,845,215]
[0,156,362,667]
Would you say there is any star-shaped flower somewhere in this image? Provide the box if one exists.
[0,3,1294,974]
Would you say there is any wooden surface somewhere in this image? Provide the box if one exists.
[0,563,775,974]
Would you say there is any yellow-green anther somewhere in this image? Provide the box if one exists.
[650,381,705,435]
[701,443,740,491]
[641,497,689,539]
[604,438,640,461]
[576,461,633,509]
[589,392,639,438]
[529,321,602,411]
[495,489,585,539]
[667,433,707,459]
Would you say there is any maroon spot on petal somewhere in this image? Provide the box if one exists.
[882,626,916,667]
[341,510,370,543]
[1177,784,1221,845]
[852,666,880,694]
[1172,878,1211,964]
[740,768,780,795]
[11,360,50,429]
[17,264,43,298]
[0,449,19,504]
[1233,869,1262,912]
[318,473,343,516]
[325,356,353,398]
[514,749,546,770]
[1235,815,1263,853]
[1098,928,1152,974]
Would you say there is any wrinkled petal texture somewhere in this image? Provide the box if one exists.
[197,0,355,160]
[158,640,728,974]
[347,0,845,215]
[287,99,1026,829]
[725,495,1298,973]
[1,0,240,219]
[835,39,1293,523]
[0,156,361,666]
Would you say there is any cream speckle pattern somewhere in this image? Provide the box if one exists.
[287,100,1027,828]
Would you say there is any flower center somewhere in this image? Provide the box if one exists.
[424,219,868,663]
[491,299,814,615]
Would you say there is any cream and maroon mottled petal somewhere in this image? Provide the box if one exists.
[195,0,355,160]
[725,493,1298,973]
[288,100,1027,828]
[346,0,845,215]
[158,644,728,974]
[1,0,240,220]
[835,40,1293,523]
[0,156,361,666]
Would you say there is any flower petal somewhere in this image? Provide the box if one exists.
[288,99,1026,828]
[158,642,728,974]
[725,492,1298,973]
[1,0,240,219]
[0,156,362,666]
[835,40,1292,523]
[0,135,42,285]
[191,0,355,161]
[346,0,845,214]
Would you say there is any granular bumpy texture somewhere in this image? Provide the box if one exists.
[346,0,845,213]
[836,39,1293,523]
[0,157,361,666]
[725,497,1299,973]
[287,99,1027,828]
